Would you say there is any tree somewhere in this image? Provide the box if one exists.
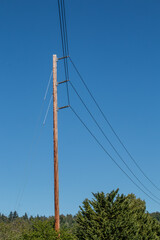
[60,214,76,228]
[22,218,76,240]
[22,219,57,240]
[23,213,29,221]
[150,212,160,222]
[8,211,13,222]
[0,214,8,223]
[76,189,160,239]
[13,211,18,220]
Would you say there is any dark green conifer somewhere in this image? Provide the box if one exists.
[76,189,160,239]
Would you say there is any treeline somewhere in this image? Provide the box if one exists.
[0,212,76,240]
[1,190,160,239]
[1,210,160,223]
[0,211,76,228]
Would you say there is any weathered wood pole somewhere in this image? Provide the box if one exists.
[53,54,60,231]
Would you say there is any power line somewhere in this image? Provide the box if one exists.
[59,0,69,57]
[70,106,160,206]
[60,0,70,105]
[61,0,69,56]
[69,80,160,202]
[69,57,160,192]
[57,0,70,105]
[57,0,160,204]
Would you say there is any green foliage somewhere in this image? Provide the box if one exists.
[1,192,160,239]
[0,214,76,240]
[150,212,160,222]
[22,219,57,240]
[60,214,76,228]
[76,189,160,239]
[0,218,30,240]
[0,213,8,223]
[59,228,77,240]
[8,211,19,222]
[22,218,76,240]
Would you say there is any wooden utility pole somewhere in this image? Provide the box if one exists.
[53,54,60,231]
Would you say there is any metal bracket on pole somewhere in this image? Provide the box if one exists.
[57,56,69,61]
[58,105,70,111]
[58,80,69,85]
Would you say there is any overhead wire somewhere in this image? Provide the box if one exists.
[57,0,160,204]
[61,0,69,56]
[69,57,160,192]
[69,80,160,202]
[61,0,70,105]
[57,0,70,105]
[70,106,160,206]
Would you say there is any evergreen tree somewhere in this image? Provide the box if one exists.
[22,218,76,240]
[23,213,29,221]
[150,212,160,222]
[13,211,18,220]
[76,189,160,239]
[8,211,13,222]
[0,214,7,223]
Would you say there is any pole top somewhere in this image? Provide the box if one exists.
[53,54,57,62]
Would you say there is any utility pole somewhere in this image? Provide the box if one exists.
[53,54,60,231]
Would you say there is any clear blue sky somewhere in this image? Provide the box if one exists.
[0,0,160,217]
